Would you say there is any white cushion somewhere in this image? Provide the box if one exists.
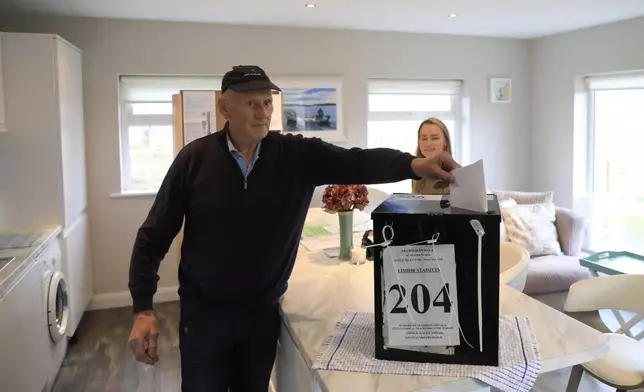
[501,202,563,257]
[583,333,644,387]
[498,198,517,243]
[491,190,554,205]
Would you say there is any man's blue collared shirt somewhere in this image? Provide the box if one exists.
[226,133,261,184]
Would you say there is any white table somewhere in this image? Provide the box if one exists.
[270,209,609,392]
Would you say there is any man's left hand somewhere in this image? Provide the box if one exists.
[411,152,461,188]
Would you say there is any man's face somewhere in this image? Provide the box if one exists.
[222,90,274,140]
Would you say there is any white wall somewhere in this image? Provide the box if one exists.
[0,15,531,300]
[529,16,644,209]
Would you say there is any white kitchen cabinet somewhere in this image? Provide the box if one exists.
[0,32,92,337]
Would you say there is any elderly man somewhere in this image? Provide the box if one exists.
[127,65,460,391]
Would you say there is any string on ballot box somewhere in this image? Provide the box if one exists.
[363,223,475,349]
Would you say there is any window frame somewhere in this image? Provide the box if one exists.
[119,100,175,193]
[117,75,224,195]
[586,91,596,195]
[365,84,463,195]
[583,73,644,253]
[366,92,462,161]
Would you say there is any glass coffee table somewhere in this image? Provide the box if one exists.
[580,250,644,339]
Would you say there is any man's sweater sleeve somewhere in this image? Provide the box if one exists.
[296,135,420,186]
[128,150,189,313]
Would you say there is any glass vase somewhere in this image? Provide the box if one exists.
[337,210,353,261]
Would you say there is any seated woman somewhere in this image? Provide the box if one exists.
[411,117,454,195]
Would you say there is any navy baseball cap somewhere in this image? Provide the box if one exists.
[221,65,281,93]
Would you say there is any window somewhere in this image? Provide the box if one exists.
[585,72,644,254]
[118,75,222,193]
[366,79,462,195]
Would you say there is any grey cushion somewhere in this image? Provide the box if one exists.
[523,255,593,295]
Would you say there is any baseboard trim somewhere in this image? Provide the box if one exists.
[88,285,179,311]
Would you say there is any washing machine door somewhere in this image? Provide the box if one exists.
[47,271,69,342]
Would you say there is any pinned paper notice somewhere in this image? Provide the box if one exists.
[449,159,488,212]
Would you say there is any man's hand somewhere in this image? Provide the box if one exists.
[128,310,159,365]
[411,152,461,188]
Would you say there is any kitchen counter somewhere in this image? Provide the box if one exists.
[0,226,62,299]
[271,208,608,392]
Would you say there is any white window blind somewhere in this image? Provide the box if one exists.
[368,79,462,95]
[119,75,223,102]
[585,71,644,91]
[366,79,463,195]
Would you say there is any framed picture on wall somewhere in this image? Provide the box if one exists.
[489,77,512,103]
[272,77,345,142]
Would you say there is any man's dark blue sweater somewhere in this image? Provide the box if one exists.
[128,126,419,313]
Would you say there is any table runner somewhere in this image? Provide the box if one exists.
[312,311,541,392]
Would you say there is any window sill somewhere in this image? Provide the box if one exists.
[110,190,158,199]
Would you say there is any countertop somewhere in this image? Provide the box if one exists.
[278,208,608,392]
[0,225,62,299]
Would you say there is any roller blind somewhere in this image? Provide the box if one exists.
[119,75,223,102]
[368,79,463,95]
[585,71,644,91]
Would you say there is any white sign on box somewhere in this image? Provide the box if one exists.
[383,244,460,347]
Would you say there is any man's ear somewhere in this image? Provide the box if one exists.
[217,95,230,120]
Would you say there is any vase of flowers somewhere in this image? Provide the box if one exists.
[322,184,369,261]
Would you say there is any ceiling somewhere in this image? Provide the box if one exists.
[2,0,644,39]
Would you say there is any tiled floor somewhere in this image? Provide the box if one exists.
[51,301,641,392]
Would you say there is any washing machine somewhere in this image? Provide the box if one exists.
[38,234,70,392]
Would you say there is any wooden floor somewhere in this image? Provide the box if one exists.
[52,302,181,392]
[51,301,638,392]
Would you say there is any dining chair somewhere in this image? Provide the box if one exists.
[564,274,644,392]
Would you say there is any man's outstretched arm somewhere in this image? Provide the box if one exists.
[294,135,459,187]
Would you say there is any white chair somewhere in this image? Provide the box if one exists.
[499,242,530,292]
[564,274,644,392]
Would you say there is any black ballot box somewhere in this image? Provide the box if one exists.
[371,193,502,366]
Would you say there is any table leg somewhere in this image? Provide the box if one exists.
[565,365,584,392]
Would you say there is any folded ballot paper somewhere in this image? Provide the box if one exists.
[449,159,488,213]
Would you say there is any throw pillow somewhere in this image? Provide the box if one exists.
[491,190,554,205]
[501,202,563,257]
[498,198,518,243]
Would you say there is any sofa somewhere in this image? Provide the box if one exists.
[492,190,593,312]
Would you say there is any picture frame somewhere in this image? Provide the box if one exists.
[489,77,512,103]
[271,77,346,142]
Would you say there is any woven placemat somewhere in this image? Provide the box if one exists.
[313,312,541,392]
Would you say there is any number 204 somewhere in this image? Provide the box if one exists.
[388,283,451,314]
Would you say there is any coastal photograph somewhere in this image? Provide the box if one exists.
[282,87,338,133]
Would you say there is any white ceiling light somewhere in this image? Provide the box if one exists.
[448,13,459,18]
[305,3,316,8]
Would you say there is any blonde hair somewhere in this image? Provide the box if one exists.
[412,118,453,194]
